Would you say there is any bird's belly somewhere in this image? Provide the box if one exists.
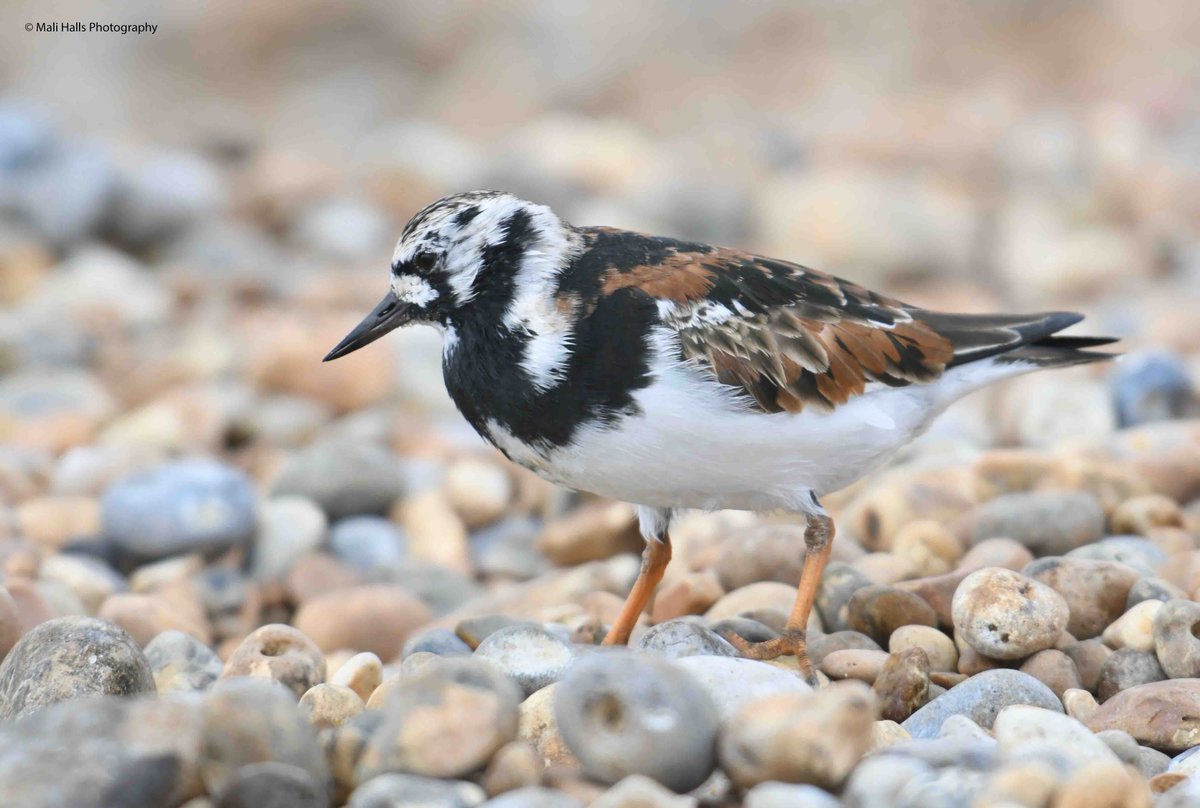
[499,366,938,512]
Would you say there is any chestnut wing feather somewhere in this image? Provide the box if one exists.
[592,233,955,413]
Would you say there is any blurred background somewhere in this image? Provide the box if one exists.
[0,0,1199,609]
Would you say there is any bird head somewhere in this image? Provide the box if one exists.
[324,190,570,361]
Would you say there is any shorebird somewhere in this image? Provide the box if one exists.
[325,190,1115,681]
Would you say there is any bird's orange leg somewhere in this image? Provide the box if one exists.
[602,536,672,646]
[719,512,833,685]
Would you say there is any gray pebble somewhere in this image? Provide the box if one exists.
[102,459,257,565]
[145,629,223,693]
[0,616,154,721]
[1066,536,1166,576]
[968,491,1103,555]
[901,669,1062,739]
[272,440,403,520]
[474,624,577,697]
[1153,598,1200,678]
[456,616,539,649]
[481,786,582,808]
[1111,351,1197,427]
[348,772,485,808]
[815,562,872,632]
[402,628,472,658]
[471,517,549,581]
[1127,577,1186,610]
[637,619,738,659]
[809,631,881,665]
[744,782,840,808]
[330,516,408,571]
[215,761,324,808]
[708,617,779,644]
[843,755,937,808]
[671,655,812,728]
[250,496,327,582]
[1097,648,1166,702]
[555,651,719,792]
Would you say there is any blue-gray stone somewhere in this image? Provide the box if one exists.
[901,669,1062,739]
[330,516,408,572]
[272,439,403,520]
[1111,351,1197,427]
[102,459,257,564]
[1066,536,1166,577]
[401,628,472,658]
[637,619,739,659]
[474,624,577,697]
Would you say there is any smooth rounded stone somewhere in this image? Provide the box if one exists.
[324,710,384,796]
[1113,492,1185,534]
[146,628,223,693]
[403,627,473,658]
[957,536,1036,573]
[214,761,324,808]
[1111,352,1195,428]
[847,584,938,645]
[890,520,963,578]
[968,491,1104,555]
[220,624,326,699]
[101,460,257,565]
[841,748,938,807]
[475,624,578,697]
[637,619,738,659]
[98,591,211,647]
[890,625,957,672]
[328,516,408,572]
[978,758,1059,807]
[457,616,541,650]
[0,615,153,721]
[707,616,778,645]
[1062,638,1112,692]
[300,683,364,728]
[1018,649,1082,699]
[711,524,808,592]
[589,774,696,808]
[442,458,513,529]
[535,503,642,565]
[814,562,872,632]
[1097,730,1172,779]
[875,648,930,722]
[1085,679,1200,752]
[480,740,543,797]
[110,148,223,244]
[670,655,812,728]
[820,649,889,682]
[37,552,126,613]
[900,669,1062,739]
[1102,600,1161,652]
[1072,535,1169,573]
[951,567,1068,660]
[250,496,328,582]
[0,587,21,660]
[744,782,840,808]
[330,652,383,703]
[555,651,718,791]
[0,691,205,806]
[1023,557,1141,640]
[1097,649,1166,702]
[348,772,486,808]
[518,683,580,768]
[1053,758,1154,808]
[203,677,330,795]
[1127,577,1186,609]
[272,440,404,520]
[704,581,798,623]
[6,577,54,635]
[481,786,582,808]
[719,681,877,790]
[808,631,881,665]
[1153,599,1200,678]
[358,657,521,781]
[471,517,551,581]
[993,704,1118,769]
[1062,687,1100,722]
[293,584,432,659]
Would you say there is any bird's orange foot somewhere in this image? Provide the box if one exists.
[719,628,819,687]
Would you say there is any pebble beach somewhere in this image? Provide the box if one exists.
[4,2,1200,806]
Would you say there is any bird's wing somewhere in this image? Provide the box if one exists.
[584,227,1102,414]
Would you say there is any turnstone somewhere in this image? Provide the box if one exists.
[325,190,1115,681]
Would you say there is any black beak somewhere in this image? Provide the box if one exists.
[323,290,413,361]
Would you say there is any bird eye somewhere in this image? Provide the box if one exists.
[411,252,437,273]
